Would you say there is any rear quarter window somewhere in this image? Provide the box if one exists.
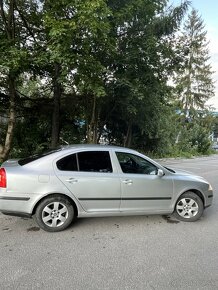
[57,154,78,171]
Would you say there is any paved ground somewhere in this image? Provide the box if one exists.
[0,155,218,290]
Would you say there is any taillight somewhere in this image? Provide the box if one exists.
[0,168,6,188]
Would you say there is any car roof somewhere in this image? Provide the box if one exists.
[19,144,140,168]
[60,144,123,150]
[68,143,145,151]
[55,144,138,155]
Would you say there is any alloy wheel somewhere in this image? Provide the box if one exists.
[176,198,199,219]
[42,201,69,227]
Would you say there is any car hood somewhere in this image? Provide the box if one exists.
[173,168,196,175]
[169,167,208,183]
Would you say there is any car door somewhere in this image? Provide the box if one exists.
[115,152,173,213]
[55,150,121,213]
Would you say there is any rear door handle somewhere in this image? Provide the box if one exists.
[65,178,78,184]
[122,179,133,185]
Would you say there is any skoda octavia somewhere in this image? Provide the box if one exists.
[0,145,213,232]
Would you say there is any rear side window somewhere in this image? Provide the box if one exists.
[78,151,112,172]
[57,151,113,173]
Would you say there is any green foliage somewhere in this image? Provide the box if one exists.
[11,115,52,158]
[0,0,216,160]
[212,116,218,139]
[167,8,216,157]
[174,112,213,155]
[174,9,215,112]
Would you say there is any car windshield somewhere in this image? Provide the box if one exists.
[18,148,62,166]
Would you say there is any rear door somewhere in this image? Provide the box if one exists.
[55,150,121,213]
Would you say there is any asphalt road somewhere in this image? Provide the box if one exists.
[0,155,218,290]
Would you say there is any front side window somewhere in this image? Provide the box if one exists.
[116,152,157,175]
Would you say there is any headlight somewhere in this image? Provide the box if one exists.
[208,184,213,191]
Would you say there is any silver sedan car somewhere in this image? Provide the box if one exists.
[0,145,213,232]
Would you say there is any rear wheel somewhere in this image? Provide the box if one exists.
[174,192,204,222]
[35,195,75,232]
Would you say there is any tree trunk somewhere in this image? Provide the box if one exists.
[175,130,181,144]
[0,0,16,162]
[51,63,62,148]
[87,96,98,144]
[124,121,132,147]
[0,75,16,162]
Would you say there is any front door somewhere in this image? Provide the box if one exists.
[115,152,173,213]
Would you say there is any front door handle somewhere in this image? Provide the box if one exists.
[122,179,133,185]
[65,178,78,184]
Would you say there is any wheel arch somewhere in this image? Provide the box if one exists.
[175,189,205,208]
[31,193,78,217]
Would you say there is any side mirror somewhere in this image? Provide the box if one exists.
[157,169,164,177]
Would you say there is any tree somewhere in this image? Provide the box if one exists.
[172,9,215,154]
[0,0,191,160]
[98,0,190,148]
[36,0,112,146]
[0,0,27,162]
[175,9,215,115]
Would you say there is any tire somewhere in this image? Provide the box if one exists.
[35,195,75,232]
[173,192,204,222]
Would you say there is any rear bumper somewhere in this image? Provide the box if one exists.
[1,211,32,218]
[0,196,30,201]
[0,194,34,215]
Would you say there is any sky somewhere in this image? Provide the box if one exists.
[172,0,218,111]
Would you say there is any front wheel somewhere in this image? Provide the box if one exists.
[174,192,204,222]
[35,195,75,232]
